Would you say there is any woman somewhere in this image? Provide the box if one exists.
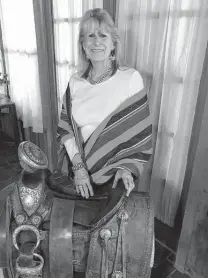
[57,8,153,199]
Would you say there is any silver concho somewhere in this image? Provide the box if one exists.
[111,271,123,278]
[16,213,26,225]
[118,210,129,221]
[99,228,112,240]
[31,215,42,226]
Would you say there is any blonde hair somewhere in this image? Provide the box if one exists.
[77,8,121,78]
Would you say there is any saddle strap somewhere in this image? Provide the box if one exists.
[0,201,7,267]
[100,229,111,278]
[0,184,14,268]
[110,210,129,278]
[121,212,128,278]
[49,197,75,278]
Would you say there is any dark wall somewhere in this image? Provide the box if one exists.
[103,0,117,21]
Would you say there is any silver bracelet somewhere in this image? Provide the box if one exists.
[71,162,86,172]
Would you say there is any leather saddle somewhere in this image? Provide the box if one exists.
[0,175,154,278]
[47,174,154,278]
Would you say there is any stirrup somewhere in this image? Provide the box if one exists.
[15,253,44,277]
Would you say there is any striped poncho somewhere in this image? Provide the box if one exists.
[57,83,153,185]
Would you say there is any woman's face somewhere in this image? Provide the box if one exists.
[82,20,114,64]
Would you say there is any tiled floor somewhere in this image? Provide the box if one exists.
[0,133,190,278]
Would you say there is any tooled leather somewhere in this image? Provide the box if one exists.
[72,189,125,273]
[124,193,154,277]
[0,181,153,277]
[85,192,154,278]
[10,183,53,228]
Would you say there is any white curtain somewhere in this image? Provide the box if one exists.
[116,0,208,225]
[0,0,43,133]
[52,0,103,115]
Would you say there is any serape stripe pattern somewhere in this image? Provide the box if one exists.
[57,84,84,159]
[57,101,74,144]
[57,86,153,185]
[84,89,152,184]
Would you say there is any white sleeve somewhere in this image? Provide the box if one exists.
[64,137,79,161]
[129,70,144,97]
[63,73,80,161]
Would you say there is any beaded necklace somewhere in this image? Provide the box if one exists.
[88,66,113,85]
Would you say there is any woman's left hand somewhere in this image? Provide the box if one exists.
[112,169,135,196]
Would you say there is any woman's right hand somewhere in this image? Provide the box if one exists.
[74,168,94,199]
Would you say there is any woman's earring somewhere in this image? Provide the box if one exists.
[109,48,115,61]
[109,52,115,61]
[110,55,115,61]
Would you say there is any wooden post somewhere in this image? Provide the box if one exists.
[33,0,58,171]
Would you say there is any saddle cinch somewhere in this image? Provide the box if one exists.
[0,177,154,278]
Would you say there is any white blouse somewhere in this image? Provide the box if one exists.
[64,68,144,160]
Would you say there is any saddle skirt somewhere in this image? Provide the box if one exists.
[49,186,154,278]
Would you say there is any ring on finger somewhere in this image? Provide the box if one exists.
[79,186,85,196]
[82,184,89,198]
